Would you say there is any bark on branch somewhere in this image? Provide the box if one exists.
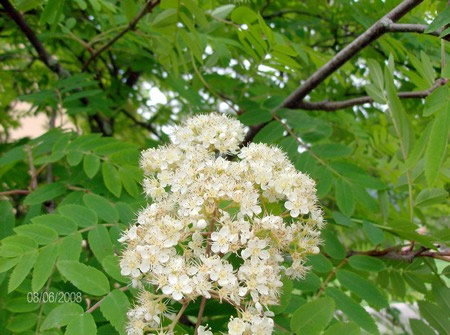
[0,0,69,77]
[244,0,428,144]
[387,23,450,40]
[294,78,448,111]
[279,0,424,110]
[82,0,160,71]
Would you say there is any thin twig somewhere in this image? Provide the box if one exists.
[169,301,190,332]
[0,0,70,77]
[0,189,30,196]
[291,78,448,111]
[82,0,161,71]
[86,286,128,313]
[25,146,37,190]
[194,212,217,334]
[317,259,348,297]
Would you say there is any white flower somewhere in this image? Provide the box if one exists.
[120,113,325,335]
[241,238,269,260]
[161,274,193,301]
[211,226,238,254]
[198,325,213,335]
[227,317,247,335]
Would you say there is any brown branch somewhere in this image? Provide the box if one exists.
[0,190,30,196]
[294,78,448,111]
[317,259,348,297]
[244,0,425,143]
[387,23,450,41]
[278,0,424,110]
[0,0,69,77]
[82,0,160,71]
[121,109,162,140]
[349,247,450,262]
[263,9,327,22]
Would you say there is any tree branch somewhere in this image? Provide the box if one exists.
[279,0,424,110]
[262,9,327,22]
[387,23,450,41]
[121,109,162,140]
[244,0,426,143]
[294,78,448,111]
[0,0,69,77]
[82,0,160,71]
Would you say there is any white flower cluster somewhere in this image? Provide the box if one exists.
[119,114,324,334]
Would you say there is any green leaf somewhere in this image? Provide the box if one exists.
[67,150,83,166]
[8,250,38,293]
[384,66,413,154]
[24,182,66,205]
[365,84,385,104]
[231,7,258,24]
[367,59,384,90]
[6,313,37,333]
[362,220,384,245]
[88,225,113,262]
[323,322,360,335]
[14,224,58,245]
[322,230,346,260]
[325,287,378,334]
[332,211,354,228]
[0,235,37,257]
[432,283,450,312]
[32,244,57,291]
[423,86,449,117]
[6,297,39,313]
[31,214,77,235]
[100,289,130,335]
[424,105,449,186]
[83,154,101,178]
[211,4,235,19]
[336,269,388,310]
[420,52,435,85]
[290,297,335,334]
[58,233,82,261]
[102,162,122,197]
[83,193,119,222]
[0,257,20,273]
[57,260,110,296]
[404,272,427,293]
[348,255,385,272]
[293,272,321,292]
[102,255,128,283]
[65,312,97,335]
[40,303,84,331]
[400,122,432,174]
[0,200,15,239]
[415,188,448,207]
[390,271,406,297]
[253,121,285,144]
[335,179,354,216]
[311,143,352,159]
[119,168,139,198]
[307,254,333,274]
[418,301,450,335]
[121,0,137,22]
[410,319,436,335]
[40,0,64,25]
[425,6,450,33]
[58,204,98,228]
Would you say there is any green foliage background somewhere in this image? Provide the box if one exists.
[0,0,449,334]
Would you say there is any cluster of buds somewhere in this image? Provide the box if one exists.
[119,114,324,334]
